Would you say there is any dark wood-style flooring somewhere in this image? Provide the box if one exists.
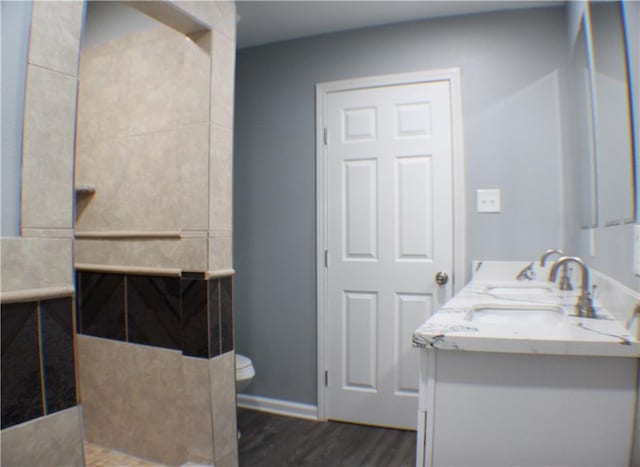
[237,408,416,467]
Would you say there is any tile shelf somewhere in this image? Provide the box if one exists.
[75,184,95,195]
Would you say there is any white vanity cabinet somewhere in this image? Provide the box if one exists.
[416,348,637,467]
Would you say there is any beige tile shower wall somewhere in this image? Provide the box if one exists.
[210,352,239,466]
[211,31,236,129]
[209,124,233,234]
[181,123,210,233]
[78,337,225,466]
[20,1,83,234]
[175,1,236,41]
[75,130,181,232]
[208,24,236,275]
[28,1,84,77]
[183,357,216,464]
[209,236,233,272]
[21,66,77,231]
[0,407,85,467]
[74,237,207,272]
[77,336,131,454]
[75,25,194,235]
[74,2,236,274]
[21,2,83,236]
[74,22,214,271]
[180,32,211,128]
[127,32,183,136]
[1,238,72,295]
[77,336,188,466]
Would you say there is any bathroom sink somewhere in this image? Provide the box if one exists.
[484,285,554,297]
[466,304,564,326]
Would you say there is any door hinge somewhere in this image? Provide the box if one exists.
[324,370,328,386]
[323,128,328,145]
[324,249,329,268]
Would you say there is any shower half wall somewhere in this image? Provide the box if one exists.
[73,3,237,465]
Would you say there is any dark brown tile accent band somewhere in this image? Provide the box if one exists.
[182,271,206,280]
[209,279,221,357]
[181,277,208,358]
[40,297,77,415]
[77,271,125,341]
[220,277,234,354]
[1,302,43,429]
[76,270,234,358]
[1,297,77,429]
[127,275,181,350]
[208,276,234,357]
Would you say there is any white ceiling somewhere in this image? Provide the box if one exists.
[235,1,564,49]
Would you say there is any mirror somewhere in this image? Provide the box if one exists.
[569,14,598,229]
[590,0,636,226]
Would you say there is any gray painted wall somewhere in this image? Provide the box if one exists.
[1,0,32,237]
[234,7,567,405]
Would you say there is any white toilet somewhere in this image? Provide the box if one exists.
[235,353,255,392]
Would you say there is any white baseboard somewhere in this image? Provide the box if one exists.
[237,394,318,421]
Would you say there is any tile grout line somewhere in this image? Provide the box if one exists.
[77,272,82,334]
[231,277,235,352]
[217,279,222,356]
[27,61,78,79]
[207,29,213,275]
[73,274,82,406]
[124,275,129,342]
[207,277,212,358]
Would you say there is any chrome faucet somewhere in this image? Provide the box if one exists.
[549,256,596,318]
[539,249,573,291]
[539,248,564,265]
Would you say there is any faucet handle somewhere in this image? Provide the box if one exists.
[516,262,536,281]
[625,302,640,338]
[578,289,597,318]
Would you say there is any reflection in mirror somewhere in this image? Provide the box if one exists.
[569,15,597,229]
[590,1,635,226]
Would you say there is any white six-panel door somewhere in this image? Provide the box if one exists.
[324,80,454,430]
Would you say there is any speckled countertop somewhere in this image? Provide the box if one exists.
[413,277,640,358]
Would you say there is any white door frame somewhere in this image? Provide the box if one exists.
[315,68,467,421]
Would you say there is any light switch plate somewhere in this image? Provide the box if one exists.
[634,224,640,276]
[476,189,501,213]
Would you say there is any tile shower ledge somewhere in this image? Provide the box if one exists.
[413,280,640,358]
[1,286,75,304]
